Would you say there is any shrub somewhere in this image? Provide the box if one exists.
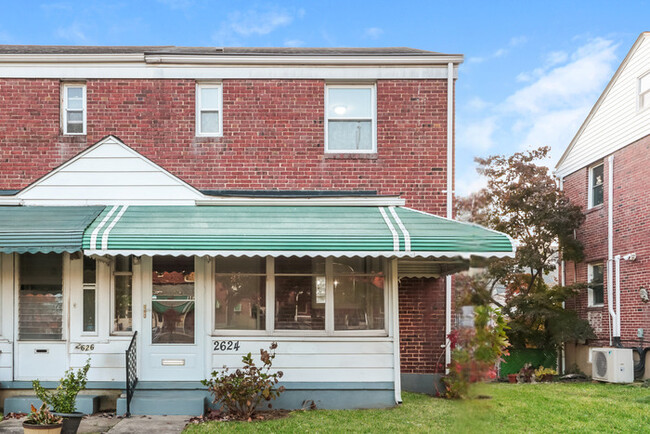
[534,366,557,382]
[202,342,285,419]
[444,305,509,399]
[32,359,90,414]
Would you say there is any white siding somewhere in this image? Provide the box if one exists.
[210,337,395,383]
[17,136,204,205]
[557,34,650,177]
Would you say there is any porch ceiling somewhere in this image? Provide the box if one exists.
[0,206,104,253]
[81,205,514,259]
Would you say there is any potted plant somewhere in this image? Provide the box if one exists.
[534,366,557,382]
[23,403,63,434]
[32,360,90,434]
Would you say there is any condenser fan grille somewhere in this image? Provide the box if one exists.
[595,351,608,378]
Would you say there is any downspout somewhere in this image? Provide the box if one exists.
[445,62,454,371]
[607,155,617,346]
[559,176,566,374]
[615,255,622,346]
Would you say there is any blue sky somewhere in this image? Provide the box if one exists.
[1,1,648,195]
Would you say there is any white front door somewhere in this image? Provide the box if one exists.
[140,256,204,381]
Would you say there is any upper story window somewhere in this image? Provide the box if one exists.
[588,263,604,307]
[589,162,604,208]
[62,83,86,135]
[639,72,650,111]
[325,84,376,153]
[196,83,222,136]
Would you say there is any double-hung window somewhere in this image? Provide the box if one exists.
[325,84,376,153]
[588,263,604,307]
[196,83,222,136]
[589,162,604,208]
[640,72,650,111]
[62,83,86,135]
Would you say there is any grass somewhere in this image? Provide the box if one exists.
[184,382,650,433]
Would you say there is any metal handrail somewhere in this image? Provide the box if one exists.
[125,331,138,417]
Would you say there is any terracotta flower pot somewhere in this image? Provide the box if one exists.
[22,421,63,434]
[507,374,517,383]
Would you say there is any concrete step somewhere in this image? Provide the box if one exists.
[3,394,100,416]
[116,390,208,416]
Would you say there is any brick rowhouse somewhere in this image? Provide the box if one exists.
[0,77,452,375]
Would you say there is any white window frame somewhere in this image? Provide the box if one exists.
[196,82,223,137]
[325,83,377,154]
[61,83,86,135]
[211,256,388,337]
[80,256,98,337]
[110,256,134,336]
[639,71,650,112]
[588,263,605,307]
[588,162,604,209]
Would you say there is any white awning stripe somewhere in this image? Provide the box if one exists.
[101,205,128,250]
[379,207,400,251]
[389,206,411,252]
[90,205,119,250]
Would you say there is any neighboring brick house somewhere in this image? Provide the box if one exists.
[0,46,513,414]
[556,32,650,378]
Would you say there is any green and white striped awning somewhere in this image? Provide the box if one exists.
[0,206,104,254]
[82,205,514,258]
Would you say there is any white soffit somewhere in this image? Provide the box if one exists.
[555,32,650,178]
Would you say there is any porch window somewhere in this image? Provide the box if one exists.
[113,255,133,333]
[588,263,604,307]
[215,257,266,330]
[589,163,604,208]
[333,258,385,331]
[19,253,63,341]
[152,256,195,344]
[82,256,97,333]
[325,84,376,153]
[274,257,326,330]
[62,83,86,135]
[196,83,222,136]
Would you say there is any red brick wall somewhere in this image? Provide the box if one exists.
[399,277,446,373]
[563,133,650,345]
[0,78,448,214]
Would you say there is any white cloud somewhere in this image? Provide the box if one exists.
[213,5,299,45]
[55,22,90,43]
[456,37,620,195]
[363,27,383,39]
[284,39,304,47]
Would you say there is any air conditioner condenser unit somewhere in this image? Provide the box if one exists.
[591,348,634,383]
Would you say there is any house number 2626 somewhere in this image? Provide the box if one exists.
[75,344,95,351]
[213,340,240,351]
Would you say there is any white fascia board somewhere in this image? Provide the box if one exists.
[0,200,22,206]
[85,249,515,259]
[195,196,406,206]
[0,64,455,80]
[0,54,146,63]
[144,54,465,66]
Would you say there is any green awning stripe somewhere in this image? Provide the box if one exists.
[0,206,105,254]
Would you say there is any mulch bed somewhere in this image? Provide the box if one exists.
[187,409,291,425]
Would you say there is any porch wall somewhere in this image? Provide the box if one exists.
[0,253,13,382]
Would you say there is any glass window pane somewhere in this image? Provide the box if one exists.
[201,87,220,109]
[215,274,265,330]
[328,120,372,151]
[115,255,132,273]
[275,257,325,274]
[332,258,383,274]
[200,111,219,134]
[592,185,604,207]
[19,253,63,340]
[67,122,83,134]
[334,277,384,331]
[83,257,96,284]
[216,257,265,274]
[67,97,83,110]
[83,288,96,332]
[114,275,132,332]
[590,264,604,305]
[327,88,372,118]
[275,276,325,330]
[67,87,83,100]
[152,257,195,344]
[67,111,83,123]
[592,164,604,187]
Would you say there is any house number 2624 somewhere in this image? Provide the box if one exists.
[213,340,240,351]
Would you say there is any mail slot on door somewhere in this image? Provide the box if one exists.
[161,359,185,366]
[34,349,49,354]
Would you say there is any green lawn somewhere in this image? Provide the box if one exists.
[184,383,650,433]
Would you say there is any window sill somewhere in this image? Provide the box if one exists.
[324,153,378,160]
[587,304,605,309]
[585,204,604,215]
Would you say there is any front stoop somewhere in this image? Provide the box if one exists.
[116,390,208,416]
[3,394,100,415]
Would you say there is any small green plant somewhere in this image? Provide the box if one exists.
[534,366,557,382]
[444,305,510,399]
[32,359,90,414]
[24,403,62,425]
[202,343,285,420]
